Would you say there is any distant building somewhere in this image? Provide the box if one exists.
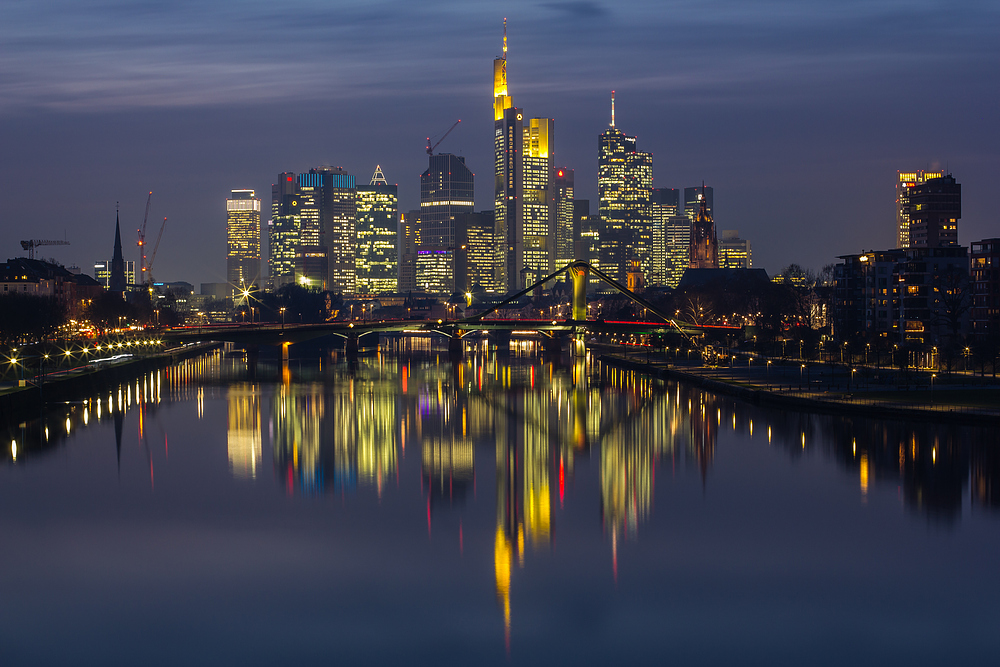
[1,258,102,318]
[226,189,261,289]
[664,216,692,288]
[971,238,1000,344]
[457,211,496,293]
[416,248,454,294]
[522,117,556,281]
[598,93,652,283]
[907,174,960,248]
[269,172,299,291]
[650,188,680,286]
[718,230,751,269]
[896,170,944,248]
[398,211,421,293]
[94,259,135,288]
[553,168,575,269]
[356,166,398,294]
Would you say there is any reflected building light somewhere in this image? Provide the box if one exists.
[227,385,261,480]
[860,452,870,498]
[10,440,16,461]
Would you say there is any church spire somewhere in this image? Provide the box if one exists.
[110,207,127,295]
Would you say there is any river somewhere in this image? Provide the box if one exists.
[2,343,998,665]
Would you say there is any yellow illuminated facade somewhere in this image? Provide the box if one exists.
[227,384,261,479]
[522,118,555,280]
[897,170,943,248]
[226,189,261,288]
[269,173,300,290]
[718,230,752,269]
[356,166,398,294]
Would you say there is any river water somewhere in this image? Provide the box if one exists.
[2,345,999,666]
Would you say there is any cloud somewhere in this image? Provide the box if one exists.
[540,1,608,18]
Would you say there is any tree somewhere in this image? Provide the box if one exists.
[0,293,64,344]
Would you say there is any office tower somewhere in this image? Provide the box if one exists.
[522,117,555,282]
[897,170,944,248]
[269,172,299,291]
[456,211,496,292]
[398,211,420,293]
[110,212,126,294]
[226,189,261,289]
[683,186,713,221]
[554,168,575,268]
[907,174,960,248]
[95,259,135,289]
[664,216,692,288]
[650,188,680,286]
[297,167,356,294]
[494,21,518,292]
[573,200,593,266]
[415,249,454,294]
[689,186,717,269]
[356,166,398,294]
[971,238,1000,344]
[420,153,475,247]
[598,93,652,283]
[718,230,752,269]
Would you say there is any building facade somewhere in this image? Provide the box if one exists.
[688,187,717,270]
[718,230,751,269]
[554,168,575,269]
[297,167,357,294]
[907,174,960,248]
[356,166,398,294]
[971,238,1000,345]
[269,172,299,291]
[897,170,944,248]
[226,189,261,289]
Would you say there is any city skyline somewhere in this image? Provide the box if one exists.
[2,2,998,287]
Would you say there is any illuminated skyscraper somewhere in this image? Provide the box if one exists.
[664,216,692,288]
[269,172,299,291]
[492,22,557,291]
[650,188,679,286]
[420,154,474,248]
[356,165,398,294]
[897,170,944,248]
[598,93,652,283]
[296,167,356,294]
[226,189,261,288]
[456,210,496,292]
[95,259,135,289]
[554,168,575,269]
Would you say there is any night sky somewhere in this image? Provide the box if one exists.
[3,0,998,287]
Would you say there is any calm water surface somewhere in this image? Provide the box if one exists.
[2,346,999,666]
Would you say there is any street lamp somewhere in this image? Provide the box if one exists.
[280,307,286,329]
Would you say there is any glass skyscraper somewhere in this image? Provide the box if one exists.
[356,166,398,294]
[226,189,261,288]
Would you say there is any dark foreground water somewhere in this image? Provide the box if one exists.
[2,346,999,666]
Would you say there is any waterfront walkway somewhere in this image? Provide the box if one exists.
[601,350,1000,422]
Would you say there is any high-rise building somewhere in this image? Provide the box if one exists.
[554,168,575,269]
[398,211,420,293]
[664,216,692,288]
[574,200,595,267]
[356,166,398,294]
[492,22,558,291]
[296,167,356,294]
[95,259,135,289]
[456,211,496,293]
[598,93,652,283]
[522,117,555,282]
[650,188,680,286]
[718,230,751,269]
[420,153,475,247]
[897,170,944,248]
[226,189,261,289]
[269,172,299,291]
[907,174,960,248]
[689,186,717,269]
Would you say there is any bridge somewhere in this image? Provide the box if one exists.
[161,262,740,356]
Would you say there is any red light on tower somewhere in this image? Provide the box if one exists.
[286,176,292,182]
[557,170,564,177]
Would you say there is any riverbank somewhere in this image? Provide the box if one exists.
[0,342,220,416]
[600,353,1000,425]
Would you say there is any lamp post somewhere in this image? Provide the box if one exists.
[280,307,286,329]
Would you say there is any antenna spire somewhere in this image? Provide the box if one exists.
[611,91,616,128]
[503,18,507,55]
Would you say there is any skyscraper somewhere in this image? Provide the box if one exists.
[226,189,261,289]
[95,259,135,289]
[554,168,575,269]
[356,165,398,294]
[420,154,474,247]
[492,22,557,291]
[296,167,356,294]
[683,186,713,221]
[896,170,944,248]
[907,174,960,248]
[598,93,652,283]
[269,172,299,291]
[650,188,679,286]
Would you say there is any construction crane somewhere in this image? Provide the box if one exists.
[426,119,461,155]
[136,192,153,284]
[20,239,70,260]
[145,217,167,287]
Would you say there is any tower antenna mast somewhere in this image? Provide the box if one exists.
[611,90,616,128]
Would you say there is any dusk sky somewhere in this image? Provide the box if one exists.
[3,0,998,286]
